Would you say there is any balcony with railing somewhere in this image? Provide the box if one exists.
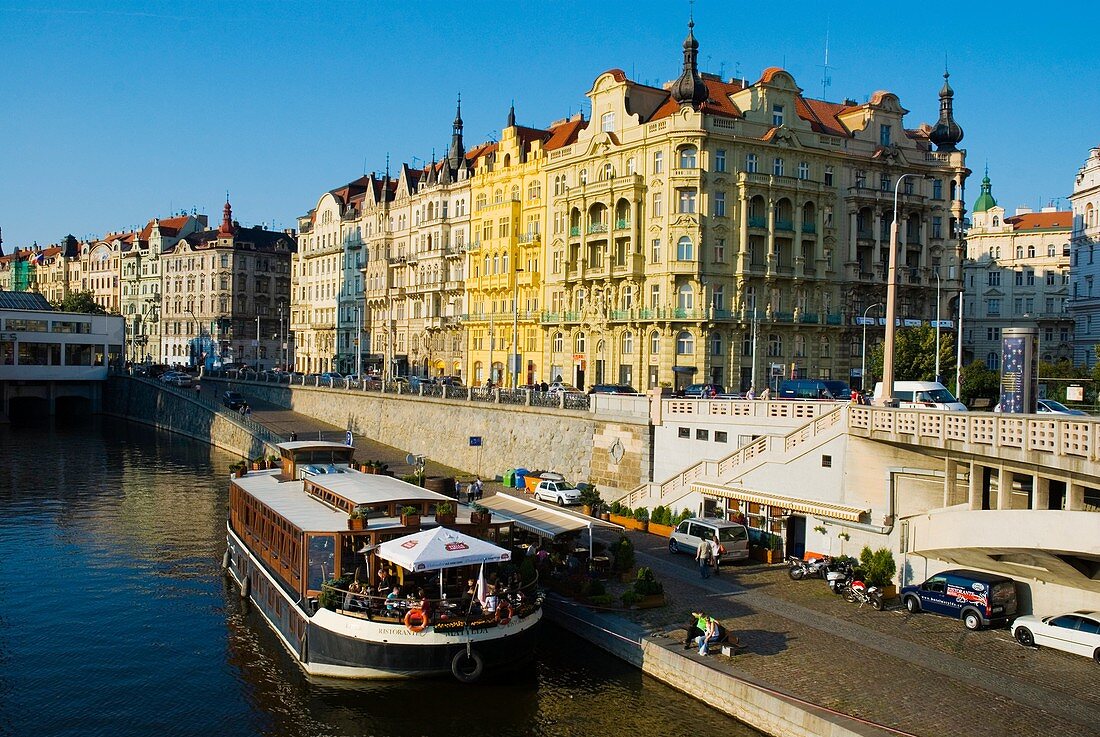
[587,223,609,235]
[517,232,541,244]
[775,219,794,231]
[615,219,631,230]
[569,226,581,237]
[801,223,816,234]
[748,216,767,229]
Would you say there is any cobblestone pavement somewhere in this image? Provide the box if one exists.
[613,529,1100,737]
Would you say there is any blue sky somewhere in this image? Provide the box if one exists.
[1,1,1095,247]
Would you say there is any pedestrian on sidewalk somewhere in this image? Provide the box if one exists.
[709,537,722,577]
[472,477,483,501]
[696,540,712,578]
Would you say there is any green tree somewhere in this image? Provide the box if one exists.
[958,360,1000,404]
[51,290,106,314]
[1040,359,1092,404]
[868,325,956,388]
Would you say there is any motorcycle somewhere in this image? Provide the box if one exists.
[786,555,832,581]
[843,579,885,610]
[825,558,856,594]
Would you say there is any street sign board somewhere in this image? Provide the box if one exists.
[469,436,482,447]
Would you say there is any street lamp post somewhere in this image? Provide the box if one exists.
[881,173,929,405]
[278,301,285,371]
[862,302,883,393]
[355,301,363,380]
[934,271,942,383]
[512,267,524,389]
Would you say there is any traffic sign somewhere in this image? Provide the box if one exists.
[469,436,482,447]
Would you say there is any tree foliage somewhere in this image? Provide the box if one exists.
[867,325,956,388]
[51,290,107,315]
[958,360,1000,403]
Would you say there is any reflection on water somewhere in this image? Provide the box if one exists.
[0,416,757,737]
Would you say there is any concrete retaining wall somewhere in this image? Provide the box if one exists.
[210,379,652,490]
[545,596,896,737]
[103,377,273,462]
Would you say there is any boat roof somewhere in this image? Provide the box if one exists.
[313,470,452,506]
[279,441,354,451]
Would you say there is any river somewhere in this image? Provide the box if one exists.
[0,416,758,737]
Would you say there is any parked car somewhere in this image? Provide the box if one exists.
[1011,610,1100,664]
[587,383,639,395]
[319,372,343,385]
[667,518,750,564]
[160,372,193,387]
[532,479,582,505]
[872,381,967,411]
[437,376,465,387]
[900,569,1018,630]
[221,391,246,410]
[778,379,850,401]
[683,383,725,398]
[993,399,1088,415]
[547,381,582,396]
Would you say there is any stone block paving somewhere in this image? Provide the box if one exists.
[612,529,1100,737]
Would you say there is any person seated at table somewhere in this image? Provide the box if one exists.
[458,578,481,616]
[415,587,432,620]
[535,546,550,567]
[344,579,367,611]
[384,586,402,615]
[375,567,390,592]
[482,585,500,614]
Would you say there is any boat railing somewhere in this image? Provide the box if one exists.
[320,573,542,630]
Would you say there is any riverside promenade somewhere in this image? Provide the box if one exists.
[202,382,1100,737]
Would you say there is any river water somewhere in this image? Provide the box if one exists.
[0,417,758,737]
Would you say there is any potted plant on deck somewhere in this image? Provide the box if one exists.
[266,454,279,469]
[435,502,456,526]
[400,505,421,527]
[578,485,603,517]
[859,546,898,600]
[469,503,491,526]
[347,508,366,531]
[229,460,247,478]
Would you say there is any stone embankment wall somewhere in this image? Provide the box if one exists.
[102,377,273,462]
[212,380,652,491]
[545,597,894,737]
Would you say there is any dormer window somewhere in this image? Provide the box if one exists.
[601,112,615,132]
[772,104,785,127]
[879,124,892,146]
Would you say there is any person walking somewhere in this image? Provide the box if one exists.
[696,539,712,579]
[472,477,484,501]
[709,536,722,577]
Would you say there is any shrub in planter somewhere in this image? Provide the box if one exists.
[650,505,669,526]
[632,507,649,523]
[609,500,623,515]
[610,535,635,573]
[578,485,603,514]
[633,567,663,596]
[674,508,695,525]
[318,574,354,611]
[587,594,615,608]
[859,546,897,588]
[586,578,606,597]
[620,590,641,607]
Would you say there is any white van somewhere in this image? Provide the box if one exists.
[668,518,750,564]
[872,381,967,411]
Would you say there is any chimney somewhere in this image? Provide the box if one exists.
[1015,206,1033,216]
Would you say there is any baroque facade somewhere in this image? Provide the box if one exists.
[1068,146,1100,366]
[963,173,1072,370]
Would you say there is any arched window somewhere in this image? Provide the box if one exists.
[511,185,520,201]
[553,332,563,353]
[677,284,694,310]
[575,332,586,353]
[986,351,1000,371]
[768,333,782,357]
[794,334,806,357]
[1048,244,1056,257]
[1016,246,1024,259]
[494,189,503,204]
[475,193,487,211]
[622,331,634,354]
[1028,244,1035,258]
[676,236,694,260]
[528,181,541,200]
[993,216,1000,227]
[603,162,613,180]
[676,331,694,355]
[650,330,660,355]
[710,332,722,356]
[679,147,697,168]
[820,337,831,358]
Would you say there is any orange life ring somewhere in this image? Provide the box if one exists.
[404,608,429,633]
[495,602,513,626]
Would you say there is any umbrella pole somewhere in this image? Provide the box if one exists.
[589,522,594,559]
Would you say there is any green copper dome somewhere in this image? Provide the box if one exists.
[973,170,997,213]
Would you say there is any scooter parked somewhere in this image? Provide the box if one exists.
[786,555,832,580]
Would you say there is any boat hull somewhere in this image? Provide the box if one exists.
[226,527,541,680]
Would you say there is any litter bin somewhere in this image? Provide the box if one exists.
[524,473,543,494]
[514,468,530,492]
[503,469,516,488]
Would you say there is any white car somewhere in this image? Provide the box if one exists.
[1012,610,1100,664]
[533,479,581,505]
[160,372,193,387]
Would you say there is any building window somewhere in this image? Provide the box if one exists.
[1026,270,1035,286]
[651,238,661,263]
[822,455,832,468]
[986,352,1000,371]
[651,284,660,308]
[696,428,709,440]
[879,124,892,146]
[768,334,782,357]
[715,149,726,172]
[798,161,809,180]
[1047,272,1056,286]
[987,298,1001,316]
[677,331,694,355]
[932,217,942,239]
[654,151,663,174]
[773,158,784,177]
[824,166,834,186]
[678,427,690,438]
[987,327,1001,341]
[715,431,728,443]
[553,332,563,353]
[714,191,726,216]
[626,157,635,175]
[855,170,867,188]
[575,332,586,353]
[677,236,694,261]
[652,191,663,217]
[1015,271,1023,287]
[579,169,588,186]
[880,173,891,191]
[650,330,660,354]
[711,331,722,355]
[678,189,697,213]
[932,179,943,200]
[622,331,634,354]
[677,284,694,310]
[679,147,697,168]
[601,111,615,132]
[713,239,726,262]
[987,271,1001,287]
[746,154,758,173]
[772,104,784,126]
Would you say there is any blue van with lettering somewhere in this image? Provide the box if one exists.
[901,569,1017,630]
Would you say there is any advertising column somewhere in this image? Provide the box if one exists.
[999,327,1038,414]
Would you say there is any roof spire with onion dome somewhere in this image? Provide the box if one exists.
[670,11,708,110]
[447,94,465,171]
[218,192,235,237]
[929,67,964,152]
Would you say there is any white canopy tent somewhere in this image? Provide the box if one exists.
[376,526,511,573]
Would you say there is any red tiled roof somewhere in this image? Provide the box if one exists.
[1006,212,1072,231]
[798,98,852,137]
[545,118,588,150]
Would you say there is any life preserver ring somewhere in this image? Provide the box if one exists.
[495,602,513,626]
[404,608,429,633]
[451,649,484,683]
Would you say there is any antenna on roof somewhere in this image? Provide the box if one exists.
[819,23,833,99]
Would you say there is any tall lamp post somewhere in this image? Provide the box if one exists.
[862,302,883,393]
[933,271,942,383]
[881,172,930,405]
[512,266,524,389]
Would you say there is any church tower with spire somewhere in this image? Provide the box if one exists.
[929,70,964,152]
[446,95,466,174]
[669,16,708,109]
[218,194,236,239]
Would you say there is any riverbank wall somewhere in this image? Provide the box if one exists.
[544,597,897,737]
[102,376,275,462]
[205,378,652,492]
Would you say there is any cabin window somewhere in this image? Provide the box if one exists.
[307,534,335,591]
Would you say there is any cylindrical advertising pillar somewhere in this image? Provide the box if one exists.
[1000,327,1038,414]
